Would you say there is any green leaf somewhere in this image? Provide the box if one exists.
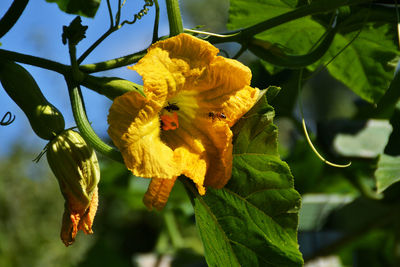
[333,120,392,158]
[228,2,399,103]
[299,194,353,231]
[375,154,400,194]
[323,23,399,103]
[228,0,297,30]
[46,0,101,18]
[384,103,400,155]
[229,0,323,74]
[193,94,303,266]
[375,64,400,118]
[228,0,327,75]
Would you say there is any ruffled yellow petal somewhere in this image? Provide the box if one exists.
[194,56,259,127]
[174,145,207,195]
[108,91,179,179]
[143,177,177,210]
[132,33,219,100]
[202,121,233,188]
[161,116,231,190]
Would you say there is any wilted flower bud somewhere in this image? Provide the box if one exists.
[46,129,100,246]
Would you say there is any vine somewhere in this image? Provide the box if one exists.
[0,111,15,126]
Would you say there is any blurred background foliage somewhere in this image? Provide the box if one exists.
[2,0,400,266]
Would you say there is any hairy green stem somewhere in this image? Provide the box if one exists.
[67,41,123,162]
[163,210,184,249]
[0,48,143,99]
[153,0,160,42]
[0,47,146,75]
[68,42,85,82]
[0,48,69,74]
[207,0,373,44]
[67,81,123,163]
[79,49,147,73]
[166,0,183,36]
[0,0,29,38]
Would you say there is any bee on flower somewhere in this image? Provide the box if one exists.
[208,111,226,121]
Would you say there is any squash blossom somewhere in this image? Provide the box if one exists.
[107,33,259,210]
[46,129,100,246]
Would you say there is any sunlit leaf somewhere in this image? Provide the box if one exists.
[46,0,101,18]
[228,0,297,29]
[228,1,399,102]
[323,23,399,103]
[333,120,392,158]
[299,194,353,231]
[193,94,303,266]
[375,154,400,194]
[228,0,322,74]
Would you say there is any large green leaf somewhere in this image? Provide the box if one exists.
[228,0,297,29]
[193,93,303,266]
[228,0,323,66]
[228,1,399,103]
[385,103,400,155]
[299,194,353,231]
[46,0,101,18]
[323,23,398,103]
[375,154,400,194]
[333,120,392,158]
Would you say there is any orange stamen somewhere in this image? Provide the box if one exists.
[160,112,179,131]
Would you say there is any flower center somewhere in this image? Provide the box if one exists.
[160,112,179,131]
[159,92,200,132]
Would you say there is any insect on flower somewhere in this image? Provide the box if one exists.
[164,102,180,112]
[160,112,179,131]
[208,111,226,121]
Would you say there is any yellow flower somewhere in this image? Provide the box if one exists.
[108,33,259,210]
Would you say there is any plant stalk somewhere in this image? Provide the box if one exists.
[0,0,29,38]
[0,48,69,74]
[166,0,183,36]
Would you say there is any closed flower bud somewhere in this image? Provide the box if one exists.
[46,129,100,246]
[82,75,145,100]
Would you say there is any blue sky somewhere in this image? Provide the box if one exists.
[0,0,171,156]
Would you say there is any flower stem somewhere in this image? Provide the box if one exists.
[67,81,123,163]
[68,42,84,82]
[0,48,69,75]
[152,0,160,42]
[106,0,114,27]
[163,210,184,249]
[79,49,147,73]
[67,40,123,163]
[0,0,29,38]
[165,0,183,36]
